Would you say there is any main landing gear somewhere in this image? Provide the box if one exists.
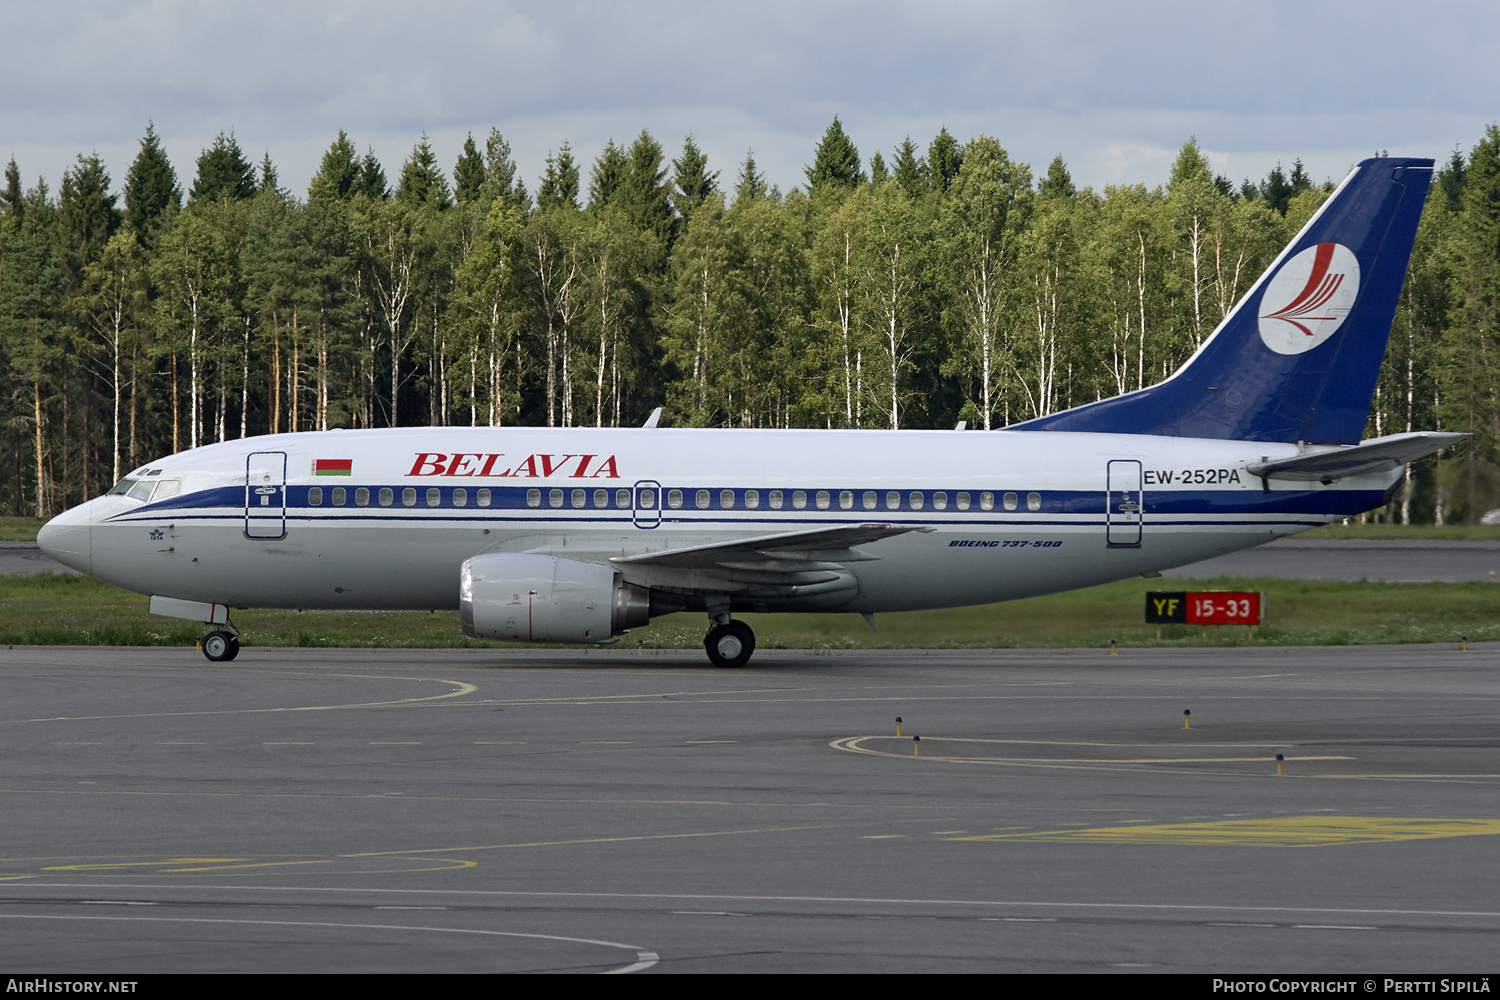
[704,618,755,669]
[200,629,240,662]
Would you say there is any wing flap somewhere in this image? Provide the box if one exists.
[609,523,931,573]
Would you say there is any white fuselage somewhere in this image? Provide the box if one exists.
[39,426,1393,615]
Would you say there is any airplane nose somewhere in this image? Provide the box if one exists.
[37,504,92,575]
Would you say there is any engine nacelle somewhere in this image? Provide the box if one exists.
[459,553,649,644]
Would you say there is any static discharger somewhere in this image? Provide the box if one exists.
[895,717,902,737]
[1277,753,1284,777]
[1184,709,1191,729]
[913,735,920,758]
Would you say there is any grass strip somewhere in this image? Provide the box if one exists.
[1,571,1495,651]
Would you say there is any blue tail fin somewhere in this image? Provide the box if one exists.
[1013,157,1433,444]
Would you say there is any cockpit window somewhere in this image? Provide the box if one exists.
[126,481,156,502]
[108,479,137,496]
[153,480,180,500]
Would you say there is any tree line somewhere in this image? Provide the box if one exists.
[1,118,1497,523]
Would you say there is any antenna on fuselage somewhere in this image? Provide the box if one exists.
[642,407,663,429]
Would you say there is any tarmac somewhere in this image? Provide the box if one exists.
[1,644,1497,973]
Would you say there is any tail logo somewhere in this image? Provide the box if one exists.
[1257,242,1360,355]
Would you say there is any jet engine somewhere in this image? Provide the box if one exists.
[459,553,650,644]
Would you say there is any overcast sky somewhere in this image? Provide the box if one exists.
[3,1,1495,202]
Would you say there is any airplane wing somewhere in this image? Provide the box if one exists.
[1246,431,1467,483]
[610,523,932,572]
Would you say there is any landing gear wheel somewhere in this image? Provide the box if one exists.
[704,621,755,668]
[202,630,238,662]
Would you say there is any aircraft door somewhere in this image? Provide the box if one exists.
[632,480,661,529]
[1106,460,1143,547]
[245,451,287,540]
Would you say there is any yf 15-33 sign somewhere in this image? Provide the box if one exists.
[1146,592,1262,625]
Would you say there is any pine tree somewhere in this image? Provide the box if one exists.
[927,127,962,194]
[309,131,360,201]
[189,131,256,203]
[1438,146,1467,214]
[537,142,580,211]
[588,139,629,210]
[454,133,485,203]
[123,123,181,238]
[482,129,530,213]
[356,149,389,200]
[734,150,767,207]
[1167,136,1212,191]
[396,134,453,210]
[1,157,22,222]
[869,151,889,186]
[1038,154,1075,200]
[622,130,675,242]
[58,153,122,286]
[805,115,863,191]
[257,153,279,194]
[671,134,719,223]
[892,137,927,199]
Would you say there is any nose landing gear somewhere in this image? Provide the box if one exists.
[704,619,755,668]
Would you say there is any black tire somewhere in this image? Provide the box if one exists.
[202,630,235,662]
[704,621,755,668]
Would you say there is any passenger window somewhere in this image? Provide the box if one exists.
[594,489,609,508]
[402,487,417,506]
[572,488,586,508]
[839,491,853,510]
[933,492,947,510]
[720,489,735,509]
[980,491,994,511]
[909,492,924,510]
[452,488,467,507]
[1003,492,1018,511]
[427,488,441,507]
[956,492,971,511]
[615,488,631,507]
[378,488,393,506]
[695,489,710,509]
[549,488,563,508]
[792,491,807,509]
[356,487,370,506]
[667,489,683,509]
[309,487,323,506]
[526,489,539,508]
[863,491,877,510]
[769,490,783,509]
[745,490,760,509]
[332,487,347,506]
[638,489,656,509]
[886,491,900,510]
[1027,492,1041,511]
[477,488,491,507]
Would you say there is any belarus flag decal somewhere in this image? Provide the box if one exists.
[314,459,353,476]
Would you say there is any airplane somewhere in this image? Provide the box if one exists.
[38,156,1456,668]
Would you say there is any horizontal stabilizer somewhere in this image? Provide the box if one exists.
[611,523,930,572]
[1246,431,1467,483]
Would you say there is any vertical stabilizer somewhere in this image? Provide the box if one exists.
[1012,157,1434,444]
